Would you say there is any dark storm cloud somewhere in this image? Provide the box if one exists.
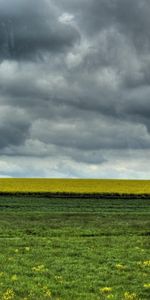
[0,121,29,149]
[0,106,30,149]
[59,0,150,42]
[1,0,150,177]
[30,116,150,151]
[0,0,80,61]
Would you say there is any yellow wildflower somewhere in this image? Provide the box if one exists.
[25,247,30,251]
[107,294,114,299]
[11,274,18,281]
[100,287,112,293]
[55,275,63,283]
[43,286,51,298]
[124,291,137,300]
[144,283,150,288]
[115,263,126,270]
[2,288,15,300]
[32,264,47,272]
[143,260,150,267]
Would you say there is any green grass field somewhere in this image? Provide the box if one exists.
[0,196,149,299]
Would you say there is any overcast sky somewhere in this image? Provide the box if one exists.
[0,0,150,178]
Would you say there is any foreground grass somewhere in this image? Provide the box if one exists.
[0,196,149,299]
[1,178,150,194]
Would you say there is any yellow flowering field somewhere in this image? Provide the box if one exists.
[0,178,150,194]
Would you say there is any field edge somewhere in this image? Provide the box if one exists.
[0,191,150,199]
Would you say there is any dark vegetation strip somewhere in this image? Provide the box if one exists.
[0,192,150,199]
[1,197,150,214]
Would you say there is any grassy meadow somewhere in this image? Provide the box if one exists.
[0,195,149,299]
[0,178,150,194]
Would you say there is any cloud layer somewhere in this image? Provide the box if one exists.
[0,0,150,178]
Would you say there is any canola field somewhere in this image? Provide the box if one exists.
[0,196,149,299]
[0,178,150,194]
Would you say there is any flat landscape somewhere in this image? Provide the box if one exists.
[1,178,150,195]
[0,192,150,299]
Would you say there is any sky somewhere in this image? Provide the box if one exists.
[0,0,150,178]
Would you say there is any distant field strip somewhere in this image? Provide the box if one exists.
[0,179,150,195]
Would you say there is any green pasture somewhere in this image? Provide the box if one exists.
[0,196,149,299]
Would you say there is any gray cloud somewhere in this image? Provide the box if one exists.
[0,0,150,178]
[0,106,30,149]
[0,0,80,61]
